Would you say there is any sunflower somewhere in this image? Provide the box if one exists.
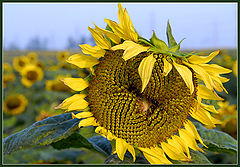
[3,73,16,88]
[3,94,28,115]
[212,101,237,139]
[232,60,237,77]
[13,56,30,72]
[3,62,13,72]
[27,52,38,63]
[20,64,44,88]
[36,110,55,122]
[57,51,70,62]
[46,75,72,92]
[56,4,232,164]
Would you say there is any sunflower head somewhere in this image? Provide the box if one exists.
[56,3,232,164]
[27,52,38,63]
[3,94,28,115]
[3,73,16,88]
[13,56,30,72]
[3,62,13,72]
[57,51,70,62]
[20,64,44,88]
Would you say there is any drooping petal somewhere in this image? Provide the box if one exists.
[104,19,126,39]
[55,94,86,110]
[71,111,92,119]
[66,54,99,68]
[138,147,172,164]
[127,144,136,162]
[198,84,223,101]
[173,61,194,94]
[78,117,98,128]
[200,103,219,114]
[190,107,217,128]
[179,129,204,152]
[88,27,111,49]
[188,50,219,64]
[171,135,191,159]
[94,23,121,44]
[111,41,149,61]
[116,138,128,161]
[161,141,189,161]
[138,54,156,92]
[79,44,106,58]
[163,57,172,76]
[198,64,232,75]
[61,78,88,91]
[184,120,207,148]
[66,98,88,111]
[184,62,214,91]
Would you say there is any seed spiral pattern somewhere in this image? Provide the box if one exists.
[87,50,198,148]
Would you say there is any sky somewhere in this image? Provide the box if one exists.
[3,2,237,50]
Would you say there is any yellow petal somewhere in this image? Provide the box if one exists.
[138,54,156,92]
[88,27,111,49]
[200,103,218,114]
[79,44,106,58]
[163,57,172,76]
[184,120,207,148]
[171,135,191,159]
[173,62,194,94]
[184,62,214,91]
[104,19,126,39]
[94,23,121,44]
[116,138,128,161]
[179,129,204,152]
[138,147,172,164]
[78,117,97,128]
[111,41,149,61]
[71,111,92,119]
[66,54,99,68]
[66,98,88,111]
[190,107,216,128]
[127,144,136,162]
[198,64,232,75]
[188,50,219,64]
[95,126,108,137]
[198,84,223,101]
[61,78,88,91]
[210,74,228,94]
[161,141,189,161]
[55,94,86,109]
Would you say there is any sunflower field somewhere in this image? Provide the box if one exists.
[3,4,238,165]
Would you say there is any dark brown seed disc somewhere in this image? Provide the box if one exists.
[87,50,197,148]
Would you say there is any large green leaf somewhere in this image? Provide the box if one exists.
[194,122,237,154]
[3,113,79,155]
[51,133,112,156]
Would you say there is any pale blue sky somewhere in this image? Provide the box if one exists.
[3,3,237,50]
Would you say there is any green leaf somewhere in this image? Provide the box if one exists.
[166,20,177,48]
[150,31,168,51]
[169,38,185,52]
[172,150,211,164]
[194,122,237,154]
[138,38,153,47]
[51,133,112,156]
[3,113,79,155]
[104,153,135,164]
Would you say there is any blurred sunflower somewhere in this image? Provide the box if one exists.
[3,73,16,88]
[13,56,30,72]
[232,60,237,77]
[27,52,38,63]
[3,62,13,72]
[213,101,237,139]
[46,75,72,92]
[36,110,55,122]
[57,51,70,62]
[20,64,44,88]
[3,94,28,115]
[56,4,232,164]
